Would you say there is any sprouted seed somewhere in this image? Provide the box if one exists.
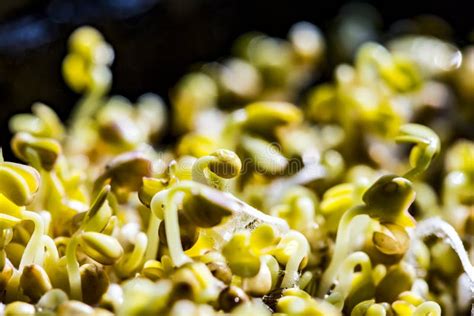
[0,14,473,316]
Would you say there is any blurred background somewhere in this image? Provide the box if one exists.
[0,0,473,159]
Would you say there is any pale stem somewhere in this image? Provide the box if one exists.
[66,236,82,300]
[280,231,310,288]
[19,210,45,269]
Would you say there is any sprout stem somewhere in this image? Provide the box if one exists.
[318,208,370,297]
[19,210,45,269]
[163,191,191,267]
[66,236,82,300]
[144,214,160,261]
[280,231,310,288]
[415,218,474,283]
[121,232,147,276]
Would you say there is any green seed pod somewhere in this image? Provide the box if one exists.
[218,286,250,312]
[20,264,53,302]
[78,185,112,233]
[181,186,233,228]
[79,232,123,265]
[240,135,288,175]
[364,223,410,265]
[375,263,415,303]
[192,149,242,190]
[9,103,65,139]
[4,302,35,316]
[80,263,110,305]
[138,177,167,208]
[94,151,152,201]
[0,162,40,207]
[11,132,62,171]
[159,213,199,251]
[362,175,416,228]
[373,223,410,255]
[37,289,69,312]
[57,300,94,316]
[242,102,303,137]
[207,150,242,179]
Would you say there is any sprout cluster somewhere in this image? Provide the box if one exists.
[1,14,473,316]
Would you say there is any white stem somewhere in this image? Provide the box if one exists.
[164,191,191,267]
[415,218,474,283]
[318,209,369,297]
[19,210,45,269]
[144,214,161,261]
[280,231,310,288]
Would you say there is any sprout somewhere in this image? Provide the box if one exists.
[192,149,242,190]
[11,132,62,171]
[94,151,152,202]
[64,186,122,300]
[355,42,422,92]
[414,218,474,285]
[115,232,148,279]
[395,124,440,180]
[80,264,109,305]
[9,103,65,140]
[20,264,52,302]
[325,251,375,311]
[273,230,310,288]
[318,175,416,297]
[0,18,471,316]
[150,181,287,267]
[78,232,123,265]
[0,162,40,208]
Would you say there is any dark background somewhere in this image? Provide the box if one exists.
[0,0,473,159]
